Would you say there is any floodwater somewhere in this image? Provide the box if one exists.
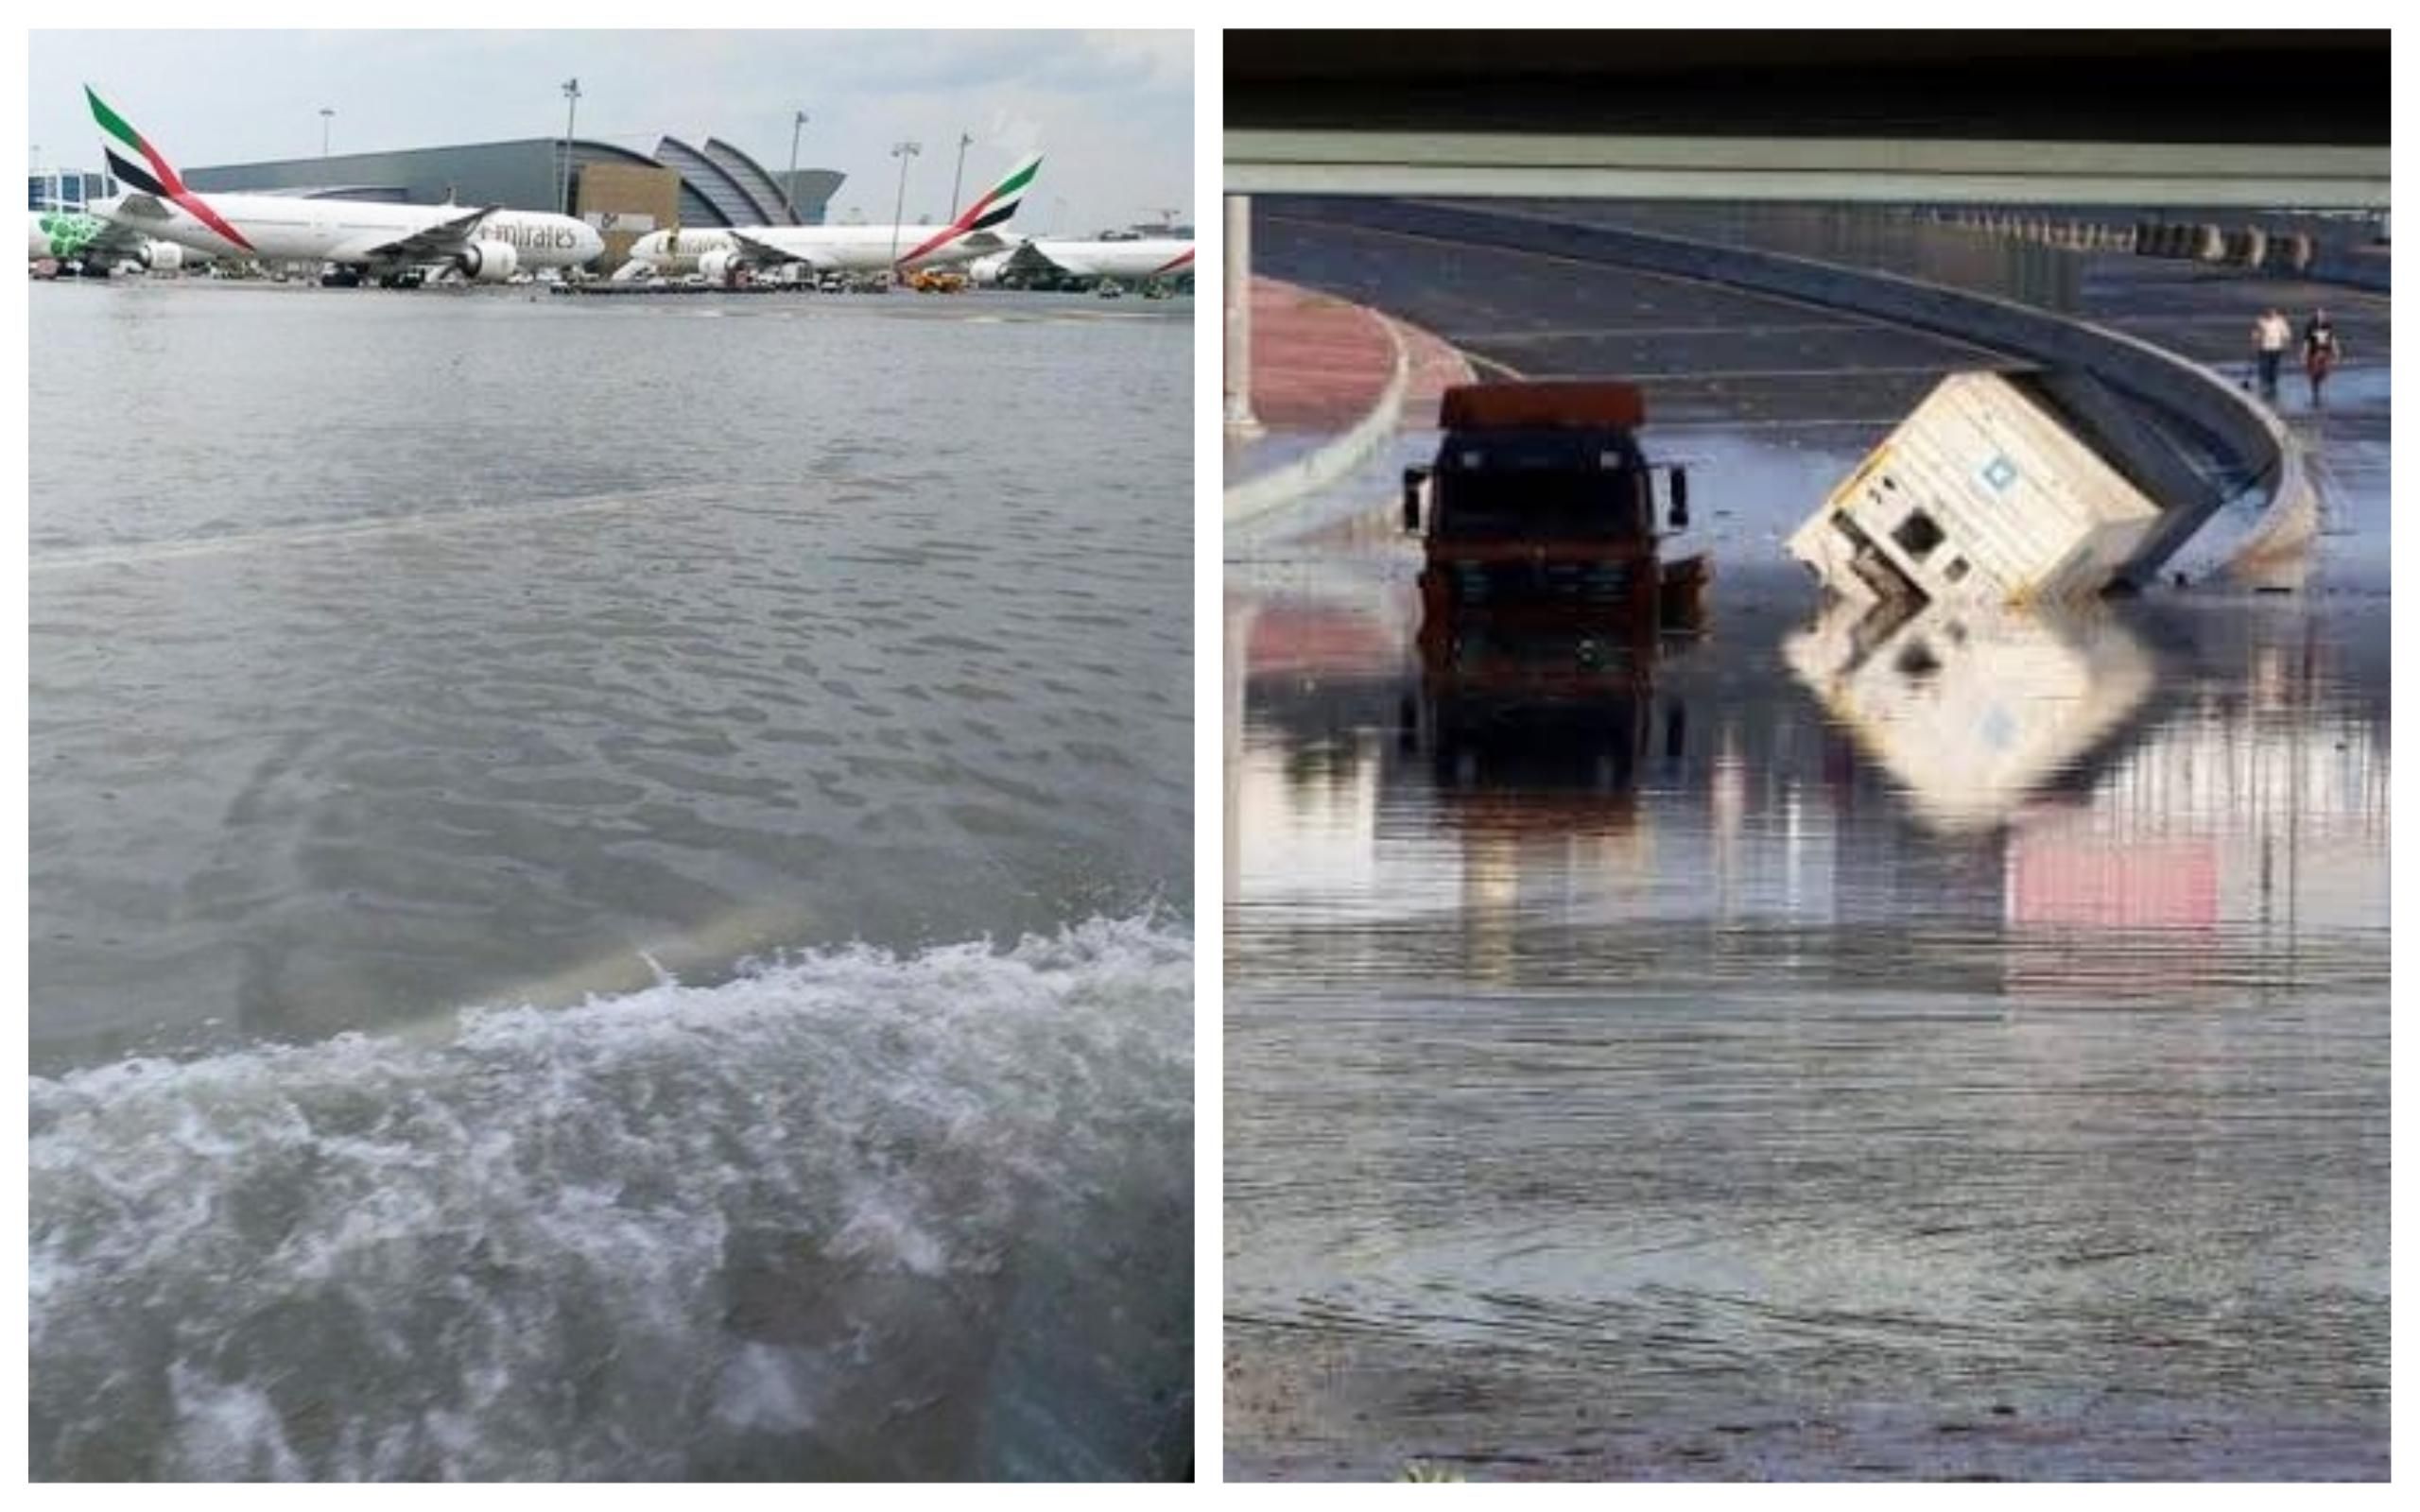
[30,281,1194,1480]
[1224,275,2389,1475]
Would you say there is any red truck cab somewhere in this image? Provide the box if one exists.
[1403,381,1708,648]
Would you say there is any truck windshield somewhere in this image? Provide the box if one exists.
[1437,468,1647,540]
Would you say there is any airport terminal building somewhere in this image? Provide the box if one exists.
[169,136,842,267]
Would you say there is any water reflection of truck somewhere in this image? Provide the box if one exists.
[1401,381,1708,653]
[1402,630,1683,833]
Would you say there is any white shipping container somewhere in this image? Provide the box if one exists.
[1787,371,2162,607]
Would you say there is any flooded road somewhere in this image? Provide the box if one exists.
[1224,205,2388,1480]
[31,282,1193,1480]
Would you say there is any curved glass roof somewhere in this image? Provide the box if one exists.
[653,138,760,228]
[702,139,797,225]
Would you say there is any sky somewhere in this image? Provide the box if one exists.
[29,29,1193,235]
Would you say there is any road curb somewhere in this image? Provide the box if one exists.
[1222,305,1411,528]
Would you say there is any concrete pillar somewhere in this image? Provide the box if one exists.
[1223,194,1259,432]
[2239,226,2268,266]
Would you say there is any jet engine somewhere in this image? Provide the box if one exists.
[139,240,183,272]
[456,239,520,283]
[699,248,742,284]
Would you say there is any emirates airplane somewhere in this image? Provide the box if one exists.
[84,87,602,284]
[972,237,1194,287]
[617,152,1042,282]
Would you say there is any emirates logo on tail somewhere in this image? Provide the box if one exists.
[896,152,1043,267]
[87,85,255,252]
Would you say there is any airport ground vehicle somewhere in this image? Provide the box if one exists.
[1402,381,1706,652]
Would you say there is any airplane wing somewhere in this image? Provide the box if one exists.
[99,191,177,225]
[339,205,502,264]
[1011,242,1084,277]
[82,218,165,258]
[726,228,817,269]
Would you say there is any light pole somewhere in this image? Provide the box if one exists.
[887,139,920,275]
[1225,194,1258,432]
[320,108,334,159]
[560,77,581,215]
[785,110,807,224]
[949,131,973,215]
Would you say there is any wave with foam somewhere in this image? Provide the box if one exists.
[31,916,1194,1482]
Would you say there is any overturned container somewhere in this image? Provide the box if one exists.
[1787,370,2165,609]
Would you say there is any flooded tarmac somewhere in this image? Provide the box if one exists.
[1224,204,2387,1480]
[31,282,1193,1480]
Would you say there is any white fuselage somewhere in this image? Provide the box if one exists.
[1022,238,1195,282]
[92,192,602,271]
[624,222,1001,277]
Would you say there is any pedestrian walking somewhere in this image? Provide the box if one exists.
[2251,307,2292,400]
[2302,308,2342,405]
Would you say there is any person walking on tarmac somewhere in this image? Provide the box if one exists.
[2302,308,2342,406]
[2251,306,2293,400]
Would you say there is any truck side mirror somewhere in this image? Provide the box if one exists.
[1402,466,1429,533]
[1668,466,1690,531]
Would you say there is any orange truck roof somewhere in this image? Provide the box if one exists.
[1439,381,1647,431]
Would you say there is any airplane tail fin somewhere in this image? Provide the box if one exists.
[86,85,254,251]
[87,85,184,199]
[956,152,1042,233]
[894,151,1043,266]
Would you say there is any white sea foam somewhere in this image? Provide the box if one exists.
[31,915,1193,1481]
